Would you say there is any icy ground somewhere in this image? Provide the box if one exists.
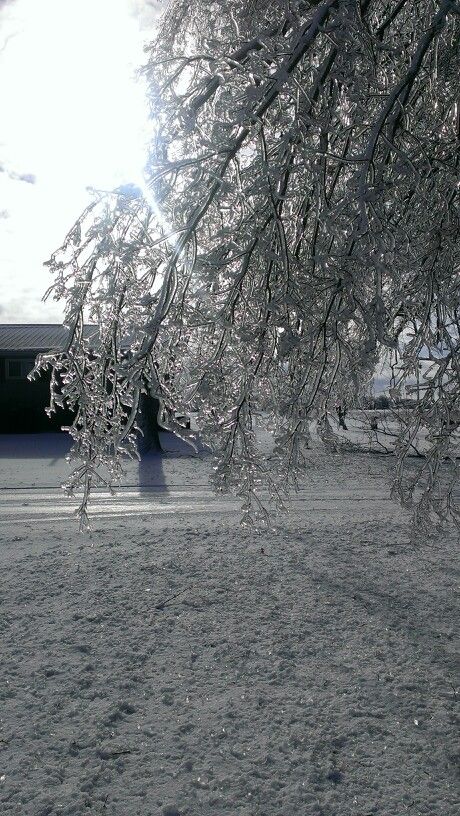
[0,432,459,816]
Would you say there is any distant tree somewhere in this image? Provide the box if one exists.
[37,0,459,528]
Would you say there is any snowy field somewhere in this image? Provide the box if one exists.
[1,432,459,816]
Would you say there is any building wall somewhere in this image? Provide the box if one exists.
[0,352,164,441]
[0,353,74,433]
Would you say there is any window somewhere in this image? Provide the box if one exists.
[7,360,21,379]
[6,359,35,380]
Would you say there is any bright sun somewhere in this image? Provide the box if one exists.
[0,0,152,322]
[1,0,149,189]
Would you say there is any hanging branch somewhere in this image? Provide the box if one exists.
[40,0,460,528]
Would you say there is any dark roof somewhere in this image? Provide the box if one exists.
[0,324,98,352]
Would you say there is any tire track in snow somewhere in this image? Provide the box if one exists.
[0,485,393,526]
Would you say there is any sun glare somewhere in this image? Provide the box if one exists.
[0,0,153,321]
[1,0,149,189]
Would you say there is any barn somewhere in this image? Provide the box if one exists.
[0,324,161,448]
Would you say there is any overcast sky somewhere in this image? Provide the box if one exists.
[0,0,162,324]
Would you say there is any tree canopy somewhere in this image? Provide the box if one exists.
[37,0,460,528]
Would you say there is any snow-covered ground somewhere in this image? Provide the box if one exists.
[1,431,459,815]
[323,410,436,456]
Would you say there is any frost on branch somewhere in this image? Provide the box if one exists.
[41,0,459,528]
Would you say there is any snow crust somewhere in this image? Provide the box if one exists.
[0,434,458,815]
